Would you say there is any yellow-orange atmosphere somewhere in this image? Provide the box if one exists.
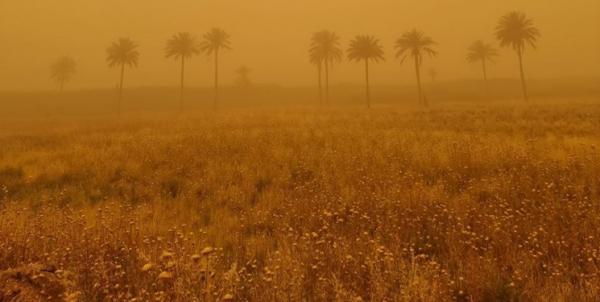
[1,0,599,91]
[4,2,600,301]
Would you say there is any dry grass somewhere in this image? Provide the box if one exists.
[2,102,600,301]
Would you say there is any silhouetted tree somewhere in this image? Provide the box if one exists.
[50,56,76,93]
[166,32,199,112]
[235,66,252,88]
[495,11,540,102]
[106,38,139,114]
[309,48,324,103]
[310,31,342,103]
[200,28,231,109]
[467,40,498,96]
[395,29,437,107]
[347,35,384,109]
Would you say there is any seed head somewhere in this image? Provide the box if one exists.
[142,263,153,272]
[201,247,214,256]
[158,271,173,280]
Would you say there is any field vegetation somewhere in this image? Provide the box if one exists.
[2,101,600,301]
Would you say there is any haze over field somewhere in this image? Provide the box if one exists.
[4,1,600,301]
[1,0,599,91]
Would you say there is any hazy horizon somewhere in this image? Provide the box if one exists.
[1,0,599,91]
[4,2,600,300]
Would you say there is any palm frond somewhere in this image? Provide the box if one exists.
[495,11,540,53]
[165,32,199,59]
[394,29,437,65]
[50,56,77,83]
[309,30,343,67]
[200,28,232,55]
[106,38,139,68]
[467,40,499,63]
[347,35,385,63]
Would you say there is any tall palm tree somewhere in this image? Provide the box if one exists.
[467,40,498,95]
[106,38,139,114]
[165,32,200,112]
[309,48,324,104]
[310,31,342,103]
[395,29,437,107]
[495,11,540,102]
[50,56,76,93]
[200,28,231,109]
[347,35,384,109]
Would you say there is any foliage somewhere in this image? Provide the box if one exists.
[395,29,437,66]
[347,35,385,63]
[165,33,200,60]
[467,40,498,63]
[309,31,343,67]
[495,11,540,53]
[50,57,77,86]
[200,28,231,55]
[2,104,600,301]
[106,38,139,68]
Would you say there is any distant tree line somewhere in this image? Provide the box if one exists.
[50,11,539,112]
[309,11,539,107]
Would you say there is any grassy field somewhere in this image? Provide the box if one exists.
[2,101,600,301]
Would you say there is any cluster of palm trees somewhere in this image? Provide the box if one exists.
[309,29,437,108]
[50,11,540,112]
[104,28,231,113]
[51,28,231,113]
[310,11,540,107]
[50,57,77,94]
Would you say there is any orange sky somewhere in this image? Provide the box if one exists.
[0,0,599,90]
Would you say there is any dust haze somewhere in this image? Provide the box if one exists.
[5,1,600,301]
[1,0,599,91]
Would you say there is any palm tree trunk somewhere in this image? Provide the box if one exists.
[517,49,529,102]
[365,59,370,109]
[482,59,489,97]
[317,62,323,105]
[180,56,185,113]
[414,57,424,107]
[324,59,330,104]
[214,49,219,109]
[118,63,125,115]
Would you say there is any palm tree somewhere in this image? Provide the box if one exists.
[310,31,342,103]
[467,40,498,95]
[106,38,139,114]
[495,11,540,102]
[309,48,324,104]
[165,32,200,112]
[395,29,437,107]
[50,56,76,93]
[200,28,231,109]
[347,35,384,108]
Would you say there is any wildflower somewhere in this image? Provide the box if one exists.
[160,251,174,261]
[201,247,214,256]
[142,263,153,272]
[158,271,173,280]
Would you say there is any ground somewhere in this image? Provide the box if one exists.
[1,101,600,301]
